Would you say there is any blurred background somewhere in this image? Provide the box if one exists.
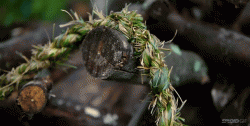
[0,0,91,42]
[0,0,93,26]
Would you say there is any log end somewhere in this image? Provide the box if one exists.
[18,85,47,114]
[81,26,135,79]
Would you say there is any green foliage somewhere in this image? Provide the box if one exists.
[1,0,70,26]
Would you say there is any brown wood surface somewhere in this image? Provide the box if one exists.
[81,26,135,79]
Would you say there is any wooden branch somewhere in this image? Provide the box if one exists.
[166,11,250,67]
[167,0,249,27]
[203,0,249,27]
[164,44,209,86]
[17,69,53,115]
[225,0,249,7]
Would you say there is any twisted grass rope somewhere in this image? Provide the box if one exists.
[0,5,186,126]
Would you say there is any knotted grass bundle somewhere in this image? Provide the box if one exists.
[88,5,186,126]
[0,4,186,126]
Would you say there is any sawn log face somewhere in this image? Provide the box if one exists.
[81,26,135,79]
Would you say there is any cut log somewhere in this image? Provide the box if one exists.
[18,81,48,114]
[17,69,53,115]
[81,25,136,79]
[81,25,209,86]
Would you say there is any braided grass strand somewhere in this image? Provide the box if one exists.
[0,5,186,126]
[0,13,92,100]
